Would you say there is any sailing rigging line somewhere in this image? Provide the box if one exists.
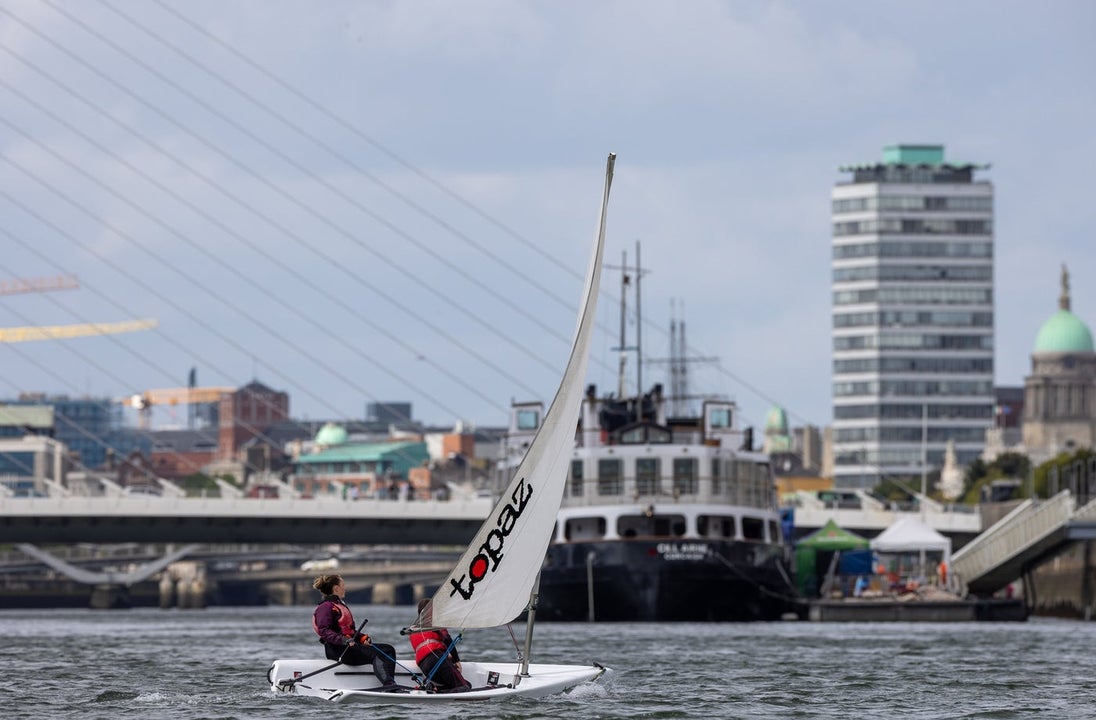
[505,622,524,663]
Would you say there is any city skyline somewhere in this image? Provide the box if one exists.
[0,2,1093,435]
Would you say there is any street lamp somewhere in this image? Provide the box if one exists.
[920,402,928,579]
[921,402,928,523]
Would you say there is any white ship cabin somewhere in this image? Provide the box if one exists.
[500,384,781,546]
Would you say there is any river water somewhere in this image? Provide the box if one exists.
[3,605,1096,719]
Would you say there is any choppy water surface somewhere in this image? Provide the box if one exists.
[2,605,1095,719]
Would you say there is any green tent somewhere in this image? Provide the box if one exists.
[794,519,870,597]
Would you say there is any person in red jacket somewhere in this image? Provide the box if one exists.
[409,598,471,692]
[311,574,397,688]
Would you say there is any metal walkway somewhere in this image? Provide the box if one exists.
[951,491,1096,596]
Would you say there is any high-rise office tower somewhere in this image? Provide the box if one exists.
[831,144,994,489]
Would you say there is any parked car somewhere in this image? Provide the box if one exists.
[300,557,339,572]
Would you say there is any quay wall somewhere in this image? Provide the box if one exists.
[1031,540,1096,620]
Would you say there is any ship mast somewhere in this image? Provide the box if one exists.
[650,297,718,417]
[606,242,648,416]
[635,242,643,403]
[670,299,688,416]
[615,249,629,399]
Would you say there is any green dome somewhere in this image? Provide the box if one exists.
[315,422,348,446]
[764,405,788,433]
[1034,310,1095,353]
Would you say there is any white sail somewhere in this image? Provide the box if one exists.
[423,154,615,630]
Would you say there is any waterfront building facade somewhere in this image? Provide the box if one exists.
[831,144,995,488]
[4,393,148,471]
[1020,266,1096,461]
[291,422,430,498]
[216,381,289,462]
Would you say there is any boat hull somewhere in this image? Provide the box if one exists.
[269,658,607,703]
[538,538,794,621]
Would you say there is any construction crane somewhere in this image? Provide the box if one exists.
[122,387,235,430]
[0,274,79,296]
[0,318,158,342]
[0,274,157,343]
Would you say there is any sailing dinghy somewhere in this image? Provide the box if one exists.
[269,154,615,703]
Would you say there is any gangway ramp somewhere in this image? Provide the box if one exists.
[952,491,1096,596]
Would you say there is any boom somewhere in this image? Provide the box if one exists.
[0,318,157,342]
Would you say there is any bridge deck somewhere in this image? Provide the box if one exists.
[0,496,494,545]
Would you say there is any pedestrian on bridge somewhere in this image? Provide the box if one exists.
[311,574,398,689]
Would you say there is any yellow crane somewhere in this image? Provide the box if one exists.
[122,387,235,429]
[0,318,158,342]
[0,274,79,296]
[0,274,157,343]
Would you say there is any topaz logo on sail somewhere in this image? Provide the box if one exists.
[449,477,533,600]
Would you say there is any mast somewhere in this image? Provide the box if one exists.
[635,241,642,409]
[669,299,679,415]
[678,301,688,416]
[518,575,541,680]
[607,243,647,409]
[650,298,716,416]
[617,250,628,398]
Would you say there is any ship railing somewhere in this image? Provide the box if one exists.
[560,487,773,509]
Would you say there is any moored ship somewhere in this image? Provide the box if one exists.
[499,383,796,622]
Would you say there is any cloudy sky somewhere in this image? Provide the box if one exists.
[0,0,1093,436]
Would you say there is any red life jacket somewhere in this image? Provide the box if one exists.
[313,599,356,639]
[409,628,448,663]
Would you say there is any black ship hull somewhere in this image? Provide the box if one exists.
[538,538,795,622]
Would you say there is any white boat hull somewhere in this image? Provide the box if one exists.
[269,658,607,703]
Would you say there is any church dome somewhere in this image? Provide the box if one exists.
[764,405,788,434]
[1034,310,1094,353]
[1034,265,1094,354]
[315,422,348,446]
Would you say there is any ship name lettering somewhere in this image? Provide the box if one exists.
[656,542,709,560]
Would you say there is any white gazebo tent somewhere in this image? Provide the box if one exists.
[870,517,952,584]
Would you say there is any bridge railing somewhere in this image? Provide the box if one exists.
[951,490,1073,594]
[0,493,494,519]
[790,503,983,535]
[1070,496,1096,522]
